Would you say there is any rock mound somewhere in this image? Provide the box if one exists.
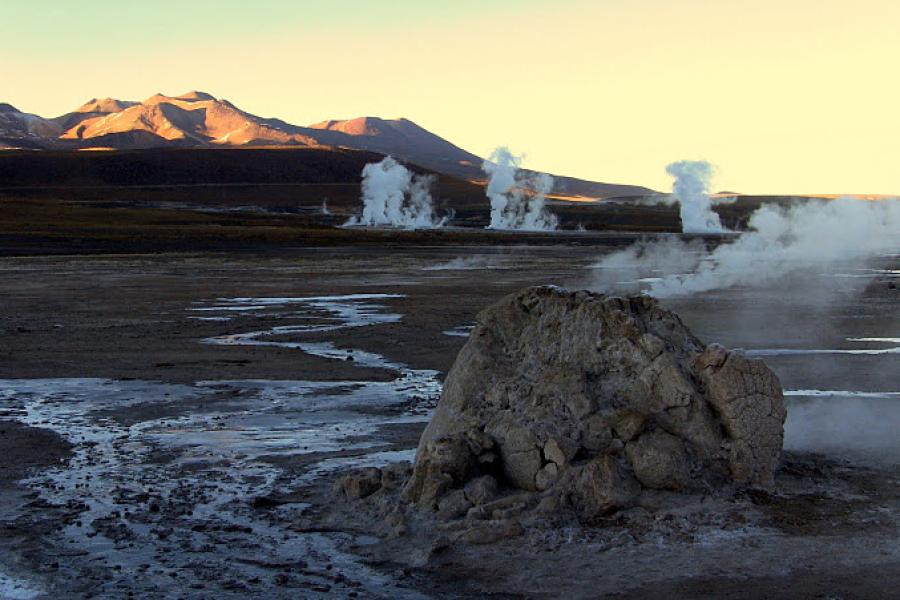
[403,286,785,522]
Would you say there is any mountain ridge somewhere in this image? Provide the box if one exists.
[0,91,654,199]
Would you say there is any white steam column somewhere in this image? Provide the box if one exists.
[592,196,900,297]
[666,160,727,234]
[346,156,446,229]
[483,147,557,231]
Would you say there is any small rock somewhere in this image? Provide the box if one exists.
[492,502,527,520]
[609,410,646,442]
[581,415,614,452]
[380,462,412,490]
[436,490,472,521]
[534,462,559,491]
[463,475,498,506]
[543,438,571,467]
[497,427,542,491]
[402,434,478,508]
[625,430,691,490]
[694,343,728,370]
[459,520,524,545]
[336,468,383,500]
[572,455,640,520]
[535,493,561,514]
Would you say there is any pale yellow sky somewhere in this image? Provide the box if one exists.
[4,0,899,194]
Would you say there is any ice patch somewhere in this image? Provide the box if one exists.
[0,572,42,600]
[833,269,900,278]
[443,324,475,338]
[186,316,232,322]
[0,374,435,597]
[0,293,438,597]
[785,389,900,398]
[195,294,404,344]
[747,347,900,356]
[748,335,900,356]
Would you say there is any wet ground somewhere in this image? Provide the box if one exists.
[0,243,898,598]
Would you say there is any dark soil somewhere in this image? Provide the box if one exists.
[0,241,896,599]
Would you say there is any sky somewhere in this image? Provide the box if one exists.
[4,0,900,194]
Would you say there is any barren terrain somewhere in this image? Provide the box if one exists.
[0,239,897,598]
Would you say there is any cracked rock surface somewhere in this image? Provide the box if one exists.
[402,286,787,522]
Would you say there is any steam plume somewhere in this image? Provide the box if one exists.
[592,197,900,297]
[483,147,557,231]
[346,156,446,229]
[666,160,727,233]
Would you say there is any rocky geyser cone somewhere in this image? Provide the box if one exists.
[403,286,786,521]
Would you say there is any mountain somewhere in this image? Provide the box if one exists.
[309,116,650,199]
[75,98,138,114]
[0,92,654,198]
[0,103,62,148]
[50,98,139,132]
[307,116,483,179]
[53,91,319,148]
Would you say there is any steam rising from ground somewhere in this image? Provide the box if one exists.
[483,147,557,231]
[592,198,900,297]
[346,157,446,229]
[423,256,509,271]
[666,160,728,234]
[591,237,708,286]
[785,395,900,464]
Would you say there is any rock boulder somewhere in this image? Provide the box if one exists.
[404,286,786,521]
